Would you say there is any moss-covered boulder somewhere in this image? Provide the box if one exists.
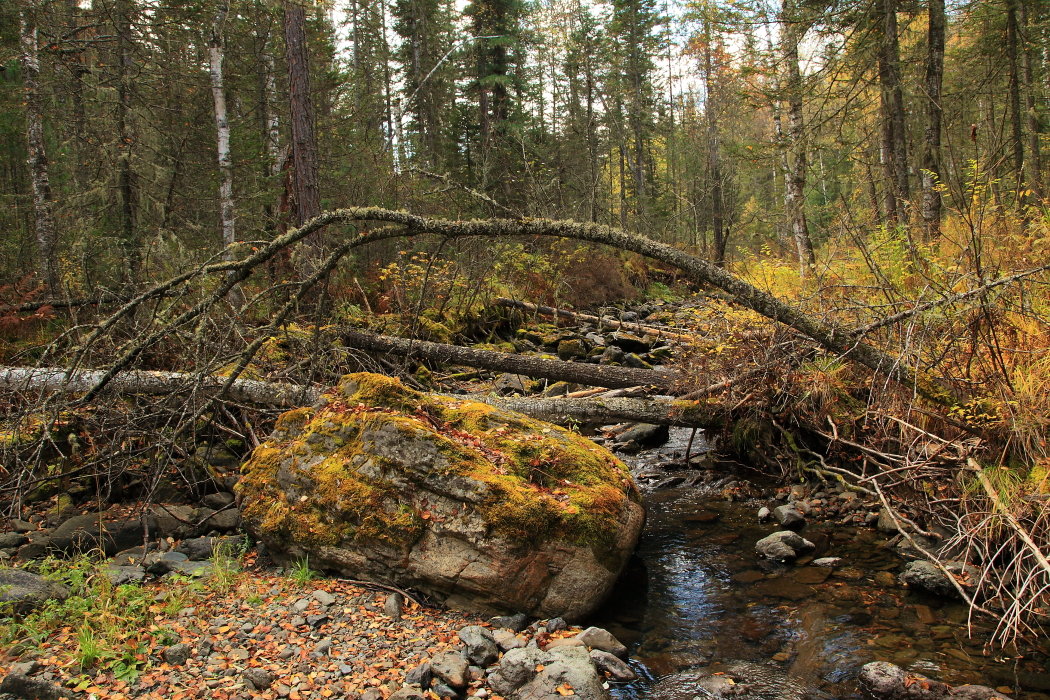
[237,373,644,620]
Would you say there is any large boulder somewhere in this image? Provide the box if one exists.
[238,373,645,620]
[0,567,69,614]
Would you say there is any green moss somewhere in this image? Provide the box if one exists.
[239,373,638,556]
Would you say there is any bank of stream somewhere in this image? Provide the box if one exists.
[593,428,1050,700]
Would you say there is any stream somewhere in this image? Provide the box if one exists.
[592,428,1050,700]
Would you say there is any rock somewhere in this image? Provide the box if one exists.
[0,673,73,699]
[757,506,771,522]
[242,668,274,691]
[772,505,806,530]
[516,646,609,700]
[174,536,222,561]
[16,534,49,561]
[492,629,527,651]
[615,423,669,449]
[458,625,499,667]
[489,647,549,695]
[755,531,815,562]
[162,643,192,666]
[494,373,534,395]
[9,519,34,534]
[950,686,1012,700]
[406,662,432,688]
[557,339,589,361]
[811,557,842,568]
[599,346,625,365]
[545,617,568,632]
[859,661,951,700]
[609,332,650,354]
[0,532,28,549]
[238,373,644,620]
[313,589,337,606]
[144,551,189,576]
[544,637,585,651]
[899,560,980,599]
[384,592,403,620]
[489,612,530,632]
[431,650,470,690]
[149,504,200,540]
[877,508,901,534]
[623,353,653,370]
[389,684,427,700]
[104,565,145,586]
[589,649,637,681]
[0,567,69,614]
[200,508,240,532]
[575,627,627,658]
[49,512,151,555]
[203,491,236,510]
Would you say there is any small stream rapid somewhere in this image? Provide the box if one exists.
[591,428,1050,700]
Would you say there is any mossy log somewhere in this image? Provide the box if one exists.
[0,366,722,428]
[341,328,675,390]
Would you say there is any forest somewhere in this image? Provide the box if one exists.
[1,0,1050,696]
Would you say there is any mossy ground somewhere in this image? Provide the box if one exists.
[238,373,639,556]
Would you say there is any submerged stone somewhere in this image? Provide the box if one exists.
[238,373,644,620]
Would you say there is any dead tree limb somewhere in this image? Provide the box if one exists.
[493,297,696,343]
[340,328,677,390]
[0,366,721,429]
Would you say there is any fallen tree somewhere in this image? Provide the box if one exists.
[0,366,722,429]
[341,328,677,390]
[493,297,696,343]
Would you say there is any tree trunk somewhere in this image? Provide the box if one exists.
[0,366,720,429]
[116,0,139,284]
[703,18,726,267]
[1006,0,1026,202]
[921,0,945,238]
[283,2,321,229]
[878,0,909,224]
[1020,0,1044,198]
[340,328,677,390]
[19,0,60,292]
[781,2,815,274]
[493,297,696,342]
[209,1,236,257]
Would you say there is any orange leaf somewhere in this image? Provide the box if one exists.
[556,683,575,696]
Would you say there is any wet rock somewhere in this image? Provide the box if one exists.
[811,557,842,568]
[757,506,771,522]
[950,686,1012,700]
[772,505,806,530]
[0,673,73,699]
[575,626,627,658]
[755,531,815,562]
[793,567,832,584]
[899,560,980,599]
[239,373,644,621]
[877,508,901,534]
[859,661,951,699]
[615,423,669,448]
[0,567,69,614]
[458,625,498,667]
[589,649,637,681]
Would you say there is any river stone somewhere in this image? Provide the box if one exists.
[589,649,637,681]
[0,673,73,699]
[772,505,806,530]
[755,531,815,562]
[238,373,644,620]
[575,626,627,658]
[430,650,470,689]
[950,686,1013,700]
[104,564,145,586]
[458,625,499,666]
[0,567,69,614]
[899,560,980,599]
[859,661,951,699]
[616,423,669,448]
[49,512,152,555]
[489,612,530,632]
[517,646,609,700]
[388,684,427,700]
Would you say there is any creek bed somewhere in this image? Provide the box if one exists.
[592,428,1050,700]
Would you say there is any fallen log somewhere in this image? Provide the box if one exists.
[0,366,720,429]
[494,297,695,343]
[340,328,677,390]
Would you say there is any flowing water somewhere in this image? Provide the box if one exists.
[592,428,1050,700]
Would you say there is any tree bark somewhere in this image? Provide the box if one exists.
[877,0,909,224]
[209,1,236,257]
[921,0,945,238]
[1020,0,1044,198]
[0,366,720,429]
[340,328,677,390]
[19,0,60,292]
[115,0,139,283]
[1006,0,1026,201]
[781,1,815,274]
[283,2,322,230]
[702,16,726,267]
